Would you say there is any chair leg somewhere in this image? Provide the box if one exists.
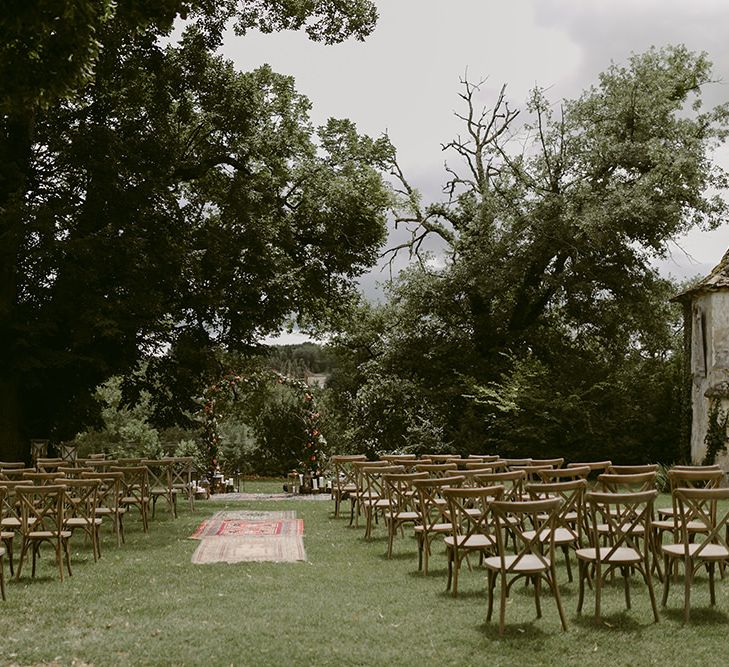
[549,568,568,631]
[709,562,716,606]
[499,571,508,636]
[684,558,692,624]
[15,539,29,580]
[577,560,585,614]
[662,554,671,607]
[563,545,573,582]
[622,566,631,609]
[534,575,542,618]
[642,563,659,623]
[0,553,5,600]
[594,563,602,622]
[64,539,72,578]
[486,570,495,621]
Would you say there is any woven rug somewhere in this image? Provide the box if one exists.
[210,492,331,502]
[190,510,306,564]
[190,510,297,539]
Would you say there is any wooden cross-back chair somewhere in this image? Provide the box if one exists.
[110,466,150,533]
[419,454,456,463]
[442,484,503,596]
[464,460,507,472]
[608,464,659,475]
[349,460,391,527]
[576,490,659,624]
[83,471,126,546]
[330,455,367,519]
[524,479,587,582]
[0,467,35,481]
[360,465,405,538]
[61,478,102,560]
[485,497,568,635]
[471,470,526,501]
[163,457,196,512]
[35,458,64,473]
[0,480,25,575]
[413,462,458,478]
[15,484,72,581]
[0,487,6,599]
[412,476,464,576]
[382,471,428,558]
[22,471,66,485]
[142,459,177,519]
[661,487,729,622]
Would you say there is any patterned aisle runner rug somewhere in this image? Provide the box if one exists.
[190,510,306,564]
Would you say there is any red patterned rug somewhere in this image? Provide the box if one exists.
[190,510,306,563]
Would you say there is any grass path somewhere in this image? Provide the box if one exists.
[3,483,729,666]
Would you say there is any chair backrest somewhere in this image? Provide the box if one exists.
[352,460,390,491]
[57,466,93,479]
[503,458,532,468]
[585,490,657,561]
[61,478,100,521]
[110,466,149,501]
[419,454,456,463]
[667,468,724,492]
[361,465,405,500]
[446,468,499,487]
[163,457,195,489]
[413,462,458,478]
[608,464,658,475]
[83,459,118,472]
[530,458,565,468]
[0,462,26,470]
[379,454,418,463]
[537,466,590,483]
[16,484,67,533]
[382,472,429,514]
[443,485,504,546]
[464,460,507,472]
[22,471,66,485]
[672,487,729,557]
[331,455,367,492]
[471,470,526,501]
[0,480,25,515]
[412,476,465,529]
[0,467,36,480]
[467,454,500,462]
[510,464,555,482]
[83,471,124,513]
[490,497,563,571]
[116,458,142,466]
[142,459,174,491]
[526,479,588,543]
[36,458,64,472]
[597,471,656,493]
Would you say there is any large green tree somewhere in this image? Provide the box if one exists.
[329,46,727,461]
[0,1,387,460]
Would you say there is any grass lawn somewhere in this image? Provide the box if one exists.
[3,481,729,666]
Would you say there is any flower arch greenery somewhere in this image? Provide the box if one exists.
[199,368,325,480]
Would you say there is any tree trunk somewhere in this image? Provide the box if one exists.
[0,378,27,462]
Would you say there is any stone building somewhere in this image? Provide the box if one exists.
[674,248,729,464]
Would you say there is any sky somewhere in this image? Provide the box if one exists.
[216,1,729,343]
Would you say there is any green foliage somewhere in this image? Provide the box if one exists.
[328,47,719,462]
[702,400,729,465]
[0,2,388,460]
[72,376,163,459]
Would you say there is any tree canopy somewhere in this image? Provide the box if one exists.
[0,1,387,460]
[327,46,728,462]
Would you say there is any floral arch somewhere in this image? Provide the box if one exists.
[199,368,325,480]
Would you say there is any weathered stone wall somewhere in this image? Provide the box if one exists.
[690,291,729,463]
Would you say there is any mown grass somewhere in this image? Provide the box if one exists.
[3,483,729,666]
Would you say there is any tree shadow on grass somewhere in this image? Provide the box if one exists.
[660,606,729,624]
[571,610,652,633]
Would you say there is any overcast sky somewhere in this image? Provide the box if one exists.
[217,1,729,342]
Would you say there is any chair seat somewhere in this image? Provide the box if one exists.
[384,511,419,522]
[151,488,178,496]
[95,507,127,516]
[444,534,495,549]
[575,546,641,564]
[27,530,72,539]
[1,530,13,539]
[121,496,149,504]
[657,506,675,519]
[414,523,453,535]
[596,523,645,535]
[652,519,708,532]
[65,517,103,527]
[661,543,729,560]
[522,527,578,545]
[483,553,550,573]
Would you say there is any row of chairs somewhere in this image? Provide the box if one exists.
[329,454,729,633]
[0,456,197,600]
